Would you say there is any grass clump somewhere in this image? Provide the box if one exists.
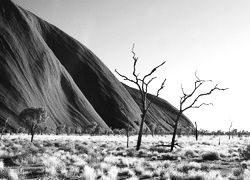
[239,144,250,160]
[201,151,220,161]
[0,168,19,180]
[75,144,91,154]
[177,162,202,173]
[126,148,137,157]
[183,149,197,158]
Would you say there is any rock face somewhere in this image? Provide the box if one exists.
[0,0,193,132]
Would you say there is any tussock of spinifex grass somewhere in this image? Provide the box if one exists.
[0,134,250,179]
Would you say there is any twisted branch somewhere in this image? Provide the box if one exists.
[180,72,228,112]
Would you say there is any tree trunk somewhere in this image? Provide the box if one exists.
[30,125,37,142]
[170,113,181,152]
[136,111,146,150]
[127,114,129,148]
[127,130,129,148]
[195,122,198,141]
[31,132,34,142]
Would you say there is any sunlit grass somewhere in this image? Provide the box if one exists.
[0,134,250,179]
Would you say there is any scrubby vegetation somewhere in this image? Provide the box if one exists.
[0,134,250,179]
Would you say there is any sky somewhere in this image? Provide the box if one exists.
[12,0,250,132]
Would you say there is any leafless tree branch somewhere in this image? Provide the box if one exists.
[181,76,211,105]
[143,61,166,83]
[189,103,213,109]
[181,84,186,97]
[115,69,137,84]
[145,77,156,93]
[146,78,166,112]
[132,43,139,79]
[182,83,228,112]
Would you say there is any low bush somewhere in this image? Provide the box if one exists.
[177,162,203,174]
[184,149,197,158]
[126,148,137,157]
[75,144,91,154]
[239,144,250,160]
[170,171,205,180]
[0,168,19,180]
[201,151,220,161]
[233,168,244,177]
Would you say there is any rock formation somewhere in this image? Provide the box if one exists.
[0,0,193,133]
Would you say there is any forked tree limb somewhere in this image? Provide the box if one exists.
[146,78,166,112]
[182,83,228,112]
[143,61,166,82]
[179,71,228,112]
[145,77,156,93]
[115,69,136,84]
[190,103,213,109]
[115,44,166,101]
[132,43,139,79]
[180,71,212,105]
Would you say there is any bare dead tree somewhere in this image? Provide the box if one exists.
[115,44,166,150]
[228,120,233,140]
[170,71,228,151]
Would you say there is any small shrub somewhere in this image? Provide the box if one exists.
[126,149,137,157]
[233,168,244,177]
[28,144,40,154]
[151,156,158,160]
[138,149,147,157]
[134,166,144,175]
[116,146,125,151]
[0,168,19,180]
[201,151,220,161]
[184,149,196,158]
[239,144,250,160]
[118,168,135,177]
[141,170,153,178]
[54,142,61,147]
[170,171,205,180]
[161,153,178,160]
[75,144,91,154]
[177,162,201,174]
[200,164,210,172]
[0,169,9,179]
[240,161,250,169]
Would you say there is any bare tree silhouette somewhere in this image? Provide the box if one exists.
[115,44,166,150]
[170,71,228,151]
